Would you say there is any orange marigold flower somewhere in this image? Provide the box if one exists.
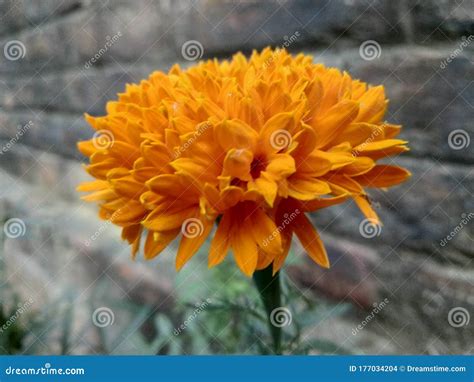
[77,48,410,276]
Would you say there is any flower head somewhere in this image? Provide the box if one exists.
[78,48,410,276]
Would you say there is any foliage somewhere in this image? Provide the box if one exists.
[0,233,351,355]
[123,251,353,355]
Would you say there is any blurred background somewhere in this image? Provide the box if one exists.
[0,0,473,355]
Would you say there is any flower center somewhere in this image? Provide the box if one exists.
[250,155,267,179]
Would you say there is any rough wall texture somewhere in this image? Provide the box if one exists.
[0,0,472,354]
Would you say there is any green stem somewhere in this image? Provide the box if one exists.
[253,265,282,355]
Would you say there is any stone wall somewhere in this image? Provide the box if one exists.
[0,0,472,354]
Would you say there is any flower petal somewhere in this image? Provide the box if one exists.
[231,226,258,277]
[332,122,383,147]
[143,206,196,231]
[291,125,317,158]
[272,228,292,275]
[312,100,359,148]
[355,85,387,124]
[257,249,274,271]
[353,139,408,153]
[299,194,349,212]
[111,201,147,226]
[292,213,329,268]
[77,180,108,192]
[260,112,295,153]
[209,213,231,267]
[266,154,296,180]
[354,196,380,223]
[314,150,355,170]
[124,225,142,259]
[111,176,146,199]
[223,148,253,181]
[383,124,402,139]
[251,208,282,255]
[288,177,331,200]
[176,218,214,270]
[215,119,258,152]
[248,172,278,207]
[297,151,332,176]
[353,165,411,187]
[339,157,375,176]
[144,229,179,260]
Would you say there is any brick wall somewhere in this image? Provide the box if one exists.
[0,0,472,354]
